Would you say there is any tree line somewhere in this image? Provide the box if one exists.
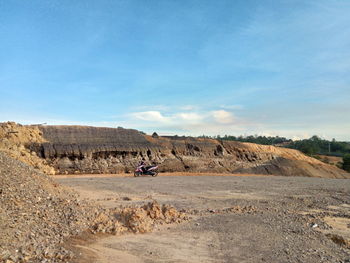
[199,134,292,146]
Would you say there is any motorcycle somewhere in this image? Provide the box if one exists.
[134,164,158,177]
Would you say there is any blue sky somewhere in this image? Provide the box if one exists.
[0,0,349,140]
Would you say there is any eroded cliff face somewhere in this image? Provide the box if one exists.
[1,123,347,178]
[17,124,347,179]
[0,122,55,174]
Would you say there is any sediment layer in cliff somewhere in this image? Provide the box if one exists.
[1,123,348,178]
[0,122,55,174]
[37,125,350,178]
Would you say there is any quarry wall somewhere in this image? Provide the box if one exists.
[32,125,350,178]
[1,122,348,178]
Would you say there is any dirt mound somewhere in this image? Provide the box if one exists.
[92,201,188,235]
[0,152,98,262]
[235,157,349,179]
[0,122,55,174]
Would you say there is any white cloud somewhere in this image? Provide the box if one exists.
[124,109,244,136]
[211,110,235,124]
[130,111,170,123]
[176,112,203,122]
[130,110,237,127]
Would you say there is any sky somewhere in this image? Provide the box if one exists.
[0,0,349,140]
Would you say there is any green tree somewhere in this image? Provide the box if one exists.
[343,154,350,172]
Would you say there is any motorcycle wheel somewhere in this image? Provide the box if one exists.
[134,171,141,177]
[152,171,158,177]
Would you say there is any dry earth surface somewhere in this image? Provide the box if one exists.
[57,174,350,263]
[0,153,187,263]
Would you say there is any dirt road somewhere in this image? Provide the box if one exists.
[56,175,350,263]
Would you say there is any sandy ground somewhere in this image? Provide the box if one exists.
[55,174,350,263]
[53,172,270,179]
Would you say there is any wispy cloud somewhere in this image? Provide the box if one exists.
[175,112,203,122]
[211,110,235,124]
[124,109,247,135]
[131,111,172,123]
[220,104,243,110]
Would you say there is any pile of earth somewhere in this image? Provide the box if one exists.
[0,151,97,262]
[92,201,188,235]
[0,122,55,175]
[0,152,188,263]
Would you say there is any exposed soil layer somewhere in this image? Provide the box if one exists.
[57,175,350,263]
[0,122,55,174]
[13,123,348,179]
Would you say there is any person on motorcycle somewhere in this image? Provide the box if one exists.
[139,159,147,173]
[134,159,158,177]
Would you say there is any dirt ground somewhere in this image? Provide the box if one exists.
[55,174,350,263]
